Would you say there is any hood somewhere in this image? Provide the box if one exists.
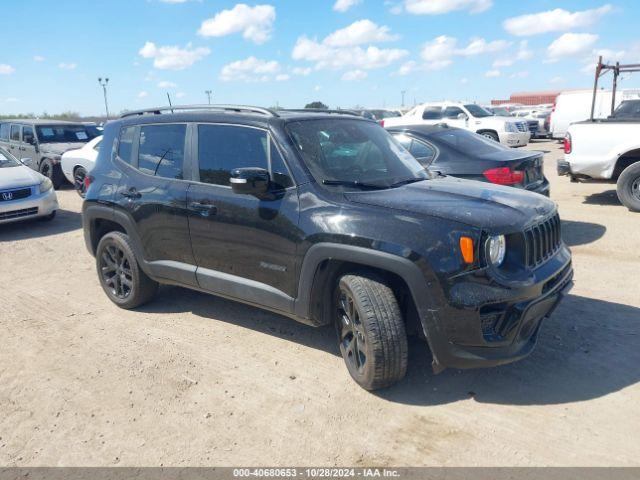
[0,164,43,190]
[345,176,556,232]
[40,142,88,156]
[491,115,520,123]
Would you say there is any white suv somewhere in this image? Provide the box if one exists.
[384,102,530,147]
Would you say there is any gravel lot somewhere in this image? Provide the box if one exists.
[1,139,638,467]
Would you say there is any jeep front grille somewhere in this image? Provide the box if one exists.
[523,214,562,268]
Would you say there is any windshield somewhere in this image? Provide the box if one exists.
[35,124,100,143]
[464,104,493,118]
[286,119,429,188]
[0,149,20,168]
[431,129,508,155]
[490,107,511,116]
[613,101,640,118]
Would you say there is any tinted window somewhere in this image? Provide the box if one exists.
[198,124,292,188]
[23,126,35,144]
[410,139,436,162]
[138,124,186,179]
[443,107,464,119]
[10,125,20,141]
[0,148,20,168]
[118,126,136,165]
[422,107,442,120]
[0,123,9,141]
[35,124,97,143]
[432,129,507,155]
[463,104,493,118]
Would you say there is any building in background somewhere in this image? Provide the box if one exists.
[492,90,561,106]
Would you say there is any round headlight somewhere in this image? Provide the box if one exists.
[487,235,506,266]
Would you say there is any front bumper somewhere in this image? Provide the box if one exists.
[425,246,573,370]
[499,131,530,147]
[0,186,58,224]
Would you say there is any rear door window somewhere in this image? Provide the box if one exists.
[0,123,10,141]
[10,124,21,141]
[422,107,443,120]
[138,124,186,179]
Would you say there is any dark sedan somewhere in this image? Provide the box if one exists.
[387,124,550,196]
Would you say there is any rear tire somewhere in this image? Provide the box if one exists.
[335,272,408,390]
[39,159,65,190]
[96,231,158,309]
[74,166,88,197]
[616,162,640,212]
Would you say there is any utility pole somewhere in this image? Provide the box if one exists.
[98,77,110,120]
[401,90,407,108]
[205,90,212,104]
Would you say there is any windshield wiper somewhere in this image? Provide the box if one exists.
[322,179,387,189]
[388,177,426,188]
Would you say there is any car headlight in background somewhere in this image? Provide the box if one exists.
[39,177,53,193]
[504,122,518,133]
[487,235,506,267]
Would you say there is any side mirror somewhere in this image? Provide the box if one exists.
[21,157,33,167]
[230,167,270,196]
[457,113,468,120]
[25,136,36,145]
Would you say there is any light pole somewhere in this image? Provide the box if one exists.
[205,90,212,104]
[98,77,110,119]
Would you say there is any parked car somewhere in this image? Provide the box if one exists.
[560,119,640,211]
[61,136,103,196]
[387,124,549,196]
[609,99,640,119]
[0,147,58,224]
[0,120,102,189]
[513,109,551,138]
[549,89,640,139]
[484,106,513,117]
[384,102,530,147]
[357,109,402,122]
[83,104,573,390]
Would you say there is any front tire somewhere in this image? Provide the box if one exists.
[335,273,408,390]
[96,231,158,309]
[39,159,65,190]
[480,131,500,142]
[616,162,640,212]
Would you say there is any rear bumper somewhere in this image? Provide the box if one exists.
[424,246,573,371]
[525,178,550,197]
[557,160,571,176]
[0,187,58,224]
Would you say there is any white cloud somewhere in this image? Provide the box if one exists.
[493,40,532,67]
[276,74,291,81]
[456,37,510,56]
[158,81,177,88]
[333,0,362,12]
[418,35,509,70]
[509,71,529,79]
[504,5,612,36]
[485,69,501,78]
[550,76,564,84]
[0,64,15,74]
[33,56,45,62]
[198,4,276,44]
[292,66,312,76]
[139,42,210,70]
[403,0,492,15]
[58,62,77,70]
[292,36,407,70]
[324,20,398,47]
[342,69,368,81]
[547,33,598,60]
[219,56,281,82]
[137,91,149,99]
[393,60,418,76]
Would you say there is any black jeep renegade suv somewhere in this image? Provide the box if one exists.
[82,105,573,390]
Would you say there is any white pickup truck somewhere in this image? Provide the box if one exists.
[559,120,640,211]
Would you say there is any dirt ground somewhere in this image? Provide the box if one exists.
[1,139,639,467]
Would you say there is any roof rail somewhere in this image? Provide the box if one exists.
[282,108,361,117]
[119,104,279,119]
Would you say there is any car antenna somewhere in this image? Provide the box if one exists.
[166,92,174,113]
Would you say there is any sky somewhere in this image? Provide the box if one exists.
[1,0,640,116]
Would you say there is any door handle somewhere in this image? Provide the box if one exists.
[120,188,141,199]
[189,201,217,216]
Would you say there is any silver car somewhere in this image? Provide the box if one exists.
[0,147,58,224]
[0,120,101,189]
